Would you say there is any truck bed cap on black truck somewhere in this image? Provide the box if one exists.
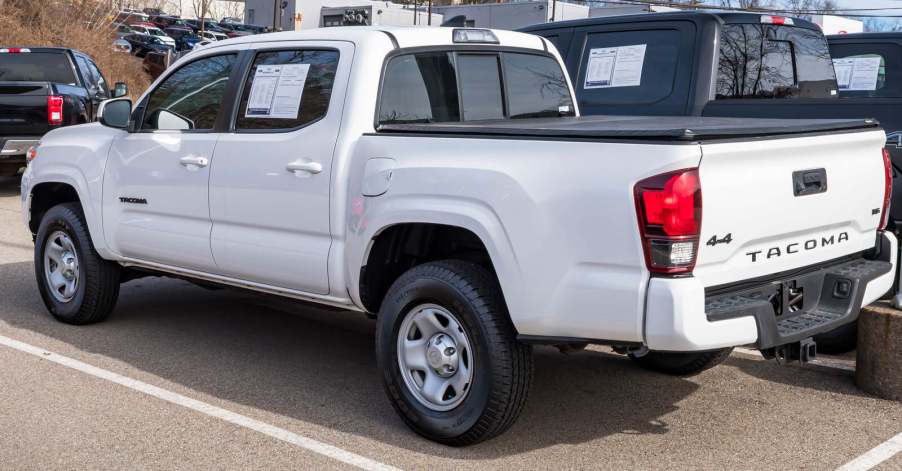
[378,115,879,141]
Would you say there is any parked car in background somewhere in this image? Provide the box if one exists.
[122,33,173,58]
[150,15,186,30]
[142,51,168,79]
[113,23,134,39]
[219,16,242,24]
[114,10,150,25]
[128,23,177,48]
[20,27,895,445]
[183,18,228,34]
[165,26,203,51]
[217,24,252,38]
[111,39,132,54]
[523,12,898,352]
[223,22,269,34]
[0,47,127,176]
[198,30,229,42]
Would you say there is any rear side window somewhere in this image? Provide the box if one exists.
[378,51,573,125]
[0,52,77,84]
[235,49,339,131]
[716,25,836,99]
[378,52,459,124]
[142,54,236,131]
[575,30,681,105]
[830,43,902,98]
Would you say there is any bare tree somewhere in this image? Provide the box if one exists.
[782,0,837,14]
[719,0,774,9]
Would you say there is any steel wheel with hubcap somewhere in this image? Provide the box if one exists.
[43,231,80,303]
[397,303,474,412]
[376,260,533,446]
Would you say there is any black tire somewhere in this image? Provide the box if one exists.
[34,203,120,325]
[813,322,857,354]
[629,347,733,376]
[376,260,533,446]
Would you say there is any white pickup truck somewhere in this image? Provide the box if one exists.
[21,27,896,445]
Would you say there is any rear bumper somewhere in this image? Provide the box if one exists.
[0,137,39,161]
[645,232,896,352]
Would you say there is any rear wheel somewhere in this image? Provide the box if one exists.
[35,203,120,325]
[629,347,733,376]
[376,260,533,446]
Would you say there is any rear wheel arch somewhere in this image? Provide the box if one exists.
[358,223,510,317]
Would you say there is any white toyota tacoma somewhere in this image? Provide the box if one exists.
[21,27,896,445]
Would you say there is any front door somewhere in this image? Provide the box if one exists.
[209,43,350,294]
[102,52,239,272]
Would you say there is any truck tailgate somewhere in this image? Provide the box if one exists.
[693,129,888,288]
[0,82,50,136]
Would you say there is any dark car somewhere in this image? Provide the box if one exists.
[522,12,894,353]
[150,15,186,30]
[123,33,172,58]
[164,26,202,51]
[219,22,267,36]
[0,47,127,176]
[142,51,168,79]
[183,18,227,33]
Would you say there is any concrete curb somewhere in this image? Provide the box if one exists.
[856,302,902,401]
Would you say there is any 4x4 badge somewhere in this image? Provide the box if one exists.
[706,233,732,247]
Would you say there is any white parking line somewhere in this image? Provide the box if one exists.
[0,334,400,471]
[836,432,902,471]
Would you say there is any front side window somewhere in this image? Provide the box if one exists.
[142,54,236,131]
[236,49,339,130]
[716,24,836,99]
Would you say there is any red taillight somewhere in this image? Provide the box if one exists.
[880,148,892,230]
[635,169,701,275]
[47,95,63,125]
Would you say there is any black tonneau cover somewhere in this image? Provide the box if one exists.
[377,115,879,141]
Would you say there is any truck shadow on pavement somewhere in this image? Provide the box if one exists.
[0,260,870,458]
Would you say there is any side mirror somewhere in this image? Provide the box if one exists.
[98,98,132,129]
[112,82,128,98]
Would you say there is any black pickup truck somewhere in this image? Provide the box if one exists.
[523,13,900,352]
[522,13,901,221]
[0,47,127,176]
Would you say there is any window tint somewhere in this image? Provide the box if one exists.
[503,53,574,118]
[457,54,504,121]
[379,52,459,124]
[0,52,77,84]
[142,54,235,131]
[717,25,836,99]
[830,42,902,98]
[75,55,108,95]
[86,60,109,95]
[576,30,681,105]
[236,50,339,130]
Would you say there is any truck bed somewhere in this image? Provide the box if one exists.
[377,115,880,141]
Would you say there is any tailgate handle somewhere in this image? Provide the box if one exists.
[792,169,827,197]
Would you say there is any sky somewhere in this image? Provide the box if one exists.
[831,0,902,30]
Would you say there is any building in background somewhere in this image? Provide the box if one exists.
[433,1,588,29]
[244,0,440,30]
[811,15,864,35]
[321,3,441,28]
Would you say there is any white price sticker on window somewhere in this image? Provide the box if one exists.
[245,63,310,119]
[833,57,881,91]
[584,44,647,89]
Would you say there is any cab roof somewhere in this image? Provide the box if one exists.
[197,26,548,53]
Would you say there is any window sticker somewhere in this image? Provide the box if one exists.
[833,57,881,91]
[584,44,646,89]
[245,63,310,119]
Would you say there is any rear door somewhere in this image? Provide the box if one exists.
[693,130,887,288]
[209,42,350,295]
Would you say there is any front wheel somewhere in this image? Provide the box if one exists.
[629,347,733,376]
[376,260,533,446]
[34,203,120,325]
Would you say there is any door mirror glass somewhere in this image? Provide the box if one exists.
[113,81,128,98]
[98,98,132,129]
[150,109,194,130]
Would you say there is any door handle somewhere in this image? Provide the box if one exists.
[286,160,322,175]
[179,156,209,168]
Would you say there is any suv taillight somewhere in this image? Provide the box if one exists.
[47,95,63,125]
[635,169,701,275]
[880,148,892,230]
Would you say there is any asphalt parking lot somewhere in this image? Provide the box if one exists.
[0,175,900,470]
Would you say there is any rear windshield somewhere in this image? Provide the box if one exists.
[0,52,77,85]
[378,51,574,125]
[716,25,837,99]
